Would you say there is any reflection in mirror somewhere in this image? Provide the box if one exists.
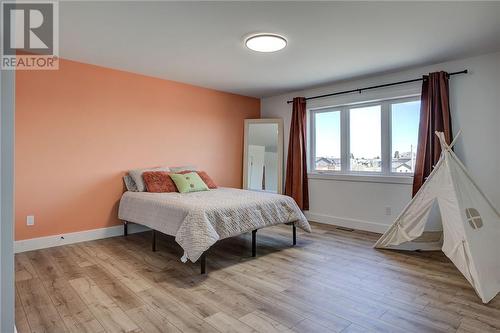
[244,119,283,193]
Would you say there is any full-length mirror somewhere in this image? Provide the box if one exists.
[243,119,283,193]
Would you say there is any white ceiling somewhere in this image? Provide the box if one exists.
[59,1,500,98]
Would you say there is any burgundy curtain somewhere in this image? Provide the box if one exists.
[285,97,309,210]
[412,71,453,196]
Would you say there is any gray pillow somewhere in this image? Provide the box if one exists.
[169,165,198,173]
[128,166,171,192]
[123,175,138,192]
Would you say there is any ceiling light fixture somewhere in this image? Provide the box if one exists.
[245,33,287,53]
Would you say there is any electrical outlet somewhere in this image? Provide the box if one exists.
[26,215,35,226]
[385,206,392,216]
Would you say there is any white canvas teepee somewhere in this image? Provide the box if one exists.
[374,131,500,303]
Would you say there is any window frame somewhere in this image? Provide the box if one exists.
[308,95,420,178]
[310,107,343,173]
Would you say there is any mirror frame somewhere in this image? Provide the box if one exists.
[243,118,284,194]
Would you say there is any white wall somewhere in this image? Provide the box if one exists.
[261,51,500,233]
[1,69,16,332]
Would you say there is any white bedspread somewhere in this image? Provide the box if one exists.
[118,187,311,262]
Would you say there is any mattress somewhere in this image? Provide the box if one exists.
[118,187,311,262]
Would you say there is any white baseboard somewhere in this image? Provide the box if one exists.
[14,223,150,253]
[304,212,388,234]
[14,214,387,253]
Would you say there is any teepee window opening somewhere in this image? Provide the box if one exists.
[465,208,483,230]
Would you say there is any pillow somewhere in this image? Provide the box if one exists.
[169,172,209,193]
[142,171,178,193]
[169,165,197,173]
[123,175,138,192]
[128,166,170,192]
[179,170,217,189]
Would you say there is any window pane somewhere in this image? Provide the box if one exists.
[314,111,341,171]
[350,105,381,172]
[391,100,420,173]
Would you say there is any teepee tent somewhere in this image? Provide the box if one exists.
[374,131,500,303]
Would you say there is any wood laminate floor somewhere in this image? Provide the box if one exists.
[15,222,500,333]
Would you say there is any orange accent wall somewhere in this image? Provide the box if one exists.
[15,58,260,241]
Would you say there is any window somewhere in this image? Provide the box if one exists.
[313,110,341,171]
[391,101,420,173]
[310,96,420,176]
[350,105,381,172]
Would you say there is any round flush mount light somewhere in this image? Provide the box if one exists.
[245,33,287,53]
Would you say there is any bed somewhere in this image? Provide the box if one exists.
[118,187,311,273]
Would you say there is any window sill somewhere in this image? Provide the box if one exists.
[308,172,413,185]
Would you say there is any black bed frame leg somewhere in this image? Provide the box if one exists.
[152,230,157,252]
[124,221,128,237]
[252,230,257,257]
[200,252,206,274]
[293,224,297,246]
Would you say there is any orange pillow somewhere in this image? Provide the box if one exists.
[179,170,217,189]
[142,171,178,192]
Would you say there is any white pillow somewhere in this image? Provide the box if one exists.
[128,166,170,192]
[169,165,198,173]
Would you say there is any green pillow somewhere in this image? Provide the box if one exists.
[170,172,209,193]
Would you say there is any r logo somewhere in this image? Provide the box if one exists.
[1,1,58,69]
[2,2,55,55]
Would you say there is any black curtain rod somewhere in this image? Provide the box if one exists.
[286,69,468,104]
